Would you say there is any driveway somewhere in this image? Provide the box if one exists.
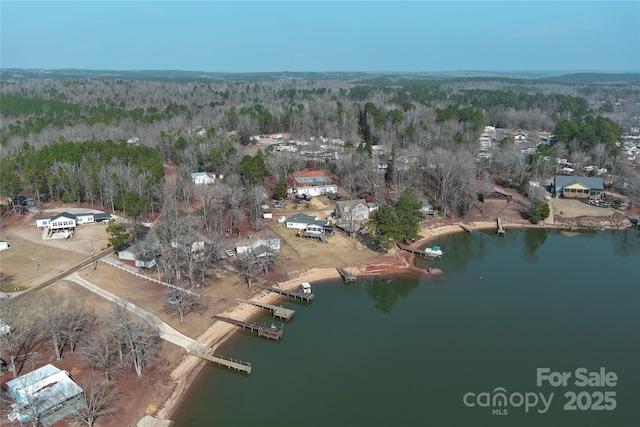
[65,272,208,353]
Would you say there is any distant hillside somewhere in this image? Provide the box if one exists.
[1,68,638,85]
[538,73,640,85]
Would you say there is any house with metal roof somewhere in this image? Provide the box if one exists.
[554,176,604,199]
[6,364,85,425]
[290,170,338,197]
[486,186,513,202]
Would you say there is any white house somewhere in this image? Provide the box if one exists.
[285,213,328,230]
[6,364,84,425]
[35,212,77,230]
[0,240,9,251]
[367,201,380,213]
[36,211,111,228]
[191,172,220,185]
[514,131,528,141]
[118,244,157,268]
[118,245,137,262]
[236,239,281,256]
[291,171,338,197]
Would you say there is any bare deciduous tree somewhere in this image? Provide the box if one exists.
[110,301,159,377]
[81,328,119,384]
[0,301,41,377]
[71,380,119,427]
[234,253,264,289]
[164,283,205,323]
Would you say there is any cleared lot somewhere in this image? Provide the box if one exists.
[0,214,110,292]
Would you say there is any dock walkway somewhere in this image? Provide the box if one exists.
[255,285,314,302]
[212,315,284,340]
[187,351,251,374]
[460,224,473,233]
[497,217,505,235]
[336,267,357,282]
[397,244,442,261]
[235,298,295,320]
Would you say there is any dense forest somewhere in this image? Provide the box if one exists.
[1,71,639,223]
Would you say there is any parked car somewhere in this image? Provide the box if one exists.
[278,216,286,223]
[327,193,340,200]
[272,203,284,208]
[225,249,235,257]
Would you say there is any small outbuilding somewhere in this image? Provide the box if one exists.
[486,186,513,202]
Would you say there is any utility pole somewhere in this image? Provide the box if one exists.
[91,240,97,270]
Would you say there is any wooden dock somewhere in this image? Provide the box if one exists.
[497,217,505,235]
[460,224,473,233]
[235,299,295,320]
[336,267,357,283]
[397,244,441,260]
[255,285,314,302]
[187,351,252,374]
[212,315,284,340]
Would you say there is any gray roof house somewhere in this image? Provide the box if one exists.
[334,199,369,222]
[285,213,329,230]
[554,176,604,199]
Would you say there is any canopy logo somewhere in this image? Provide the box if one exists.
[463,367,618,416]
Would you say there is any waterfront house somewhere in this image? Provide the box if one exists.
[285,213,329,231]
[554,176,604,199]
[334,199,369,222]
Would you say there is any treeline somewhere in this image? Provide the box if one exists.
[553,116,623,155]
[2,76,620,155]
[2,140,163,215]
[0,94,193,146]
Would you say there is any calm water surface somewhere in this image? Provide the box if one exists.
[173,229,640,427]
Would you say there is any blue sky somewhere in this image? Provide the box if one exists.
[1,1,638,72]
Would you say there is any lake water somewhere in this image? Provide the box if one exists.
[172,229,640,427]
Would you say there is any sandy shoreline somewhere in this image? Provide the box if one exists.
[155,218,625,421]
[156,267,344,420]
[155,221,488,421]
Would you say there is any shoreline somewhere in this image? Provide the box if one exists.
[156,218,633,421]
[155,222,490,421]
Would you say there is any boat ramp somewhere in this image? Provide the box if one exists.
[235,298,295,320]
[212,315,284,340]
[255,285,314,302]
[187,351,252,374]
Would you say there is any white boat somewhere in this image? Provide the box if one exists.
[300,282,312,294]
[424,246,444,257]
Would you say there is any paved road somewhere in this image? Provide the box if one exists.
[65,272,208,353]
